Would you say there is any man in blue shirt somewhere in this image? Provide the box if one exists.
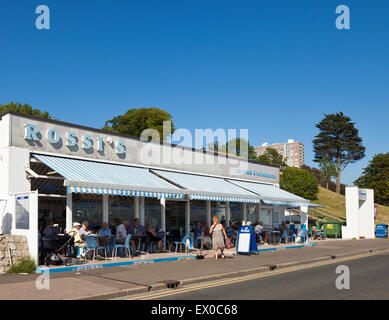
[128,218,149,253]
[98,222,112,254]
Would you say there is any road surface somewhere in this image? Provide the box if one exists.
[131,252,389,300]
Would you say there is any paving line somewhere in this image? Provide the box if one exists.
[127,249,389,300]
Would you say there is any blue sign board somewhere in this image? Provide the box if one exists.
[236,225,258,255]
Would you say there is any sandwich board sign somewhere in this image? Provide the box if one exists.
[237,225,257,255]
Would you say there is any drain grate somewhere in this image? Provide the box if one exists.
[264,264,277,271]
[163,280,180,289]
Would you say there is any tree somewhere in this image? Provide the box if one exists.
[313,112,365,194]
[281,167,319,200]
[103,107,175,142]
[257,147,287,168]
[318,156,337,189]
[0,102,52,118]
[354,153,389,206]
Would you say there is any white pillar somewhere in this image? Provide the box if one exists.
[134,196,140,220]
[139,197,145,226]
[103,194,109,223]
[66,191,72,232]
[160,198,166,249]
[225,201,230,225]
[242,202,247,224]
[206,200,211,226]
[185,198,190,234]
[300,204,308,230]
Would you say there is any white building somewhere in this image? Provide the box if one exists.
[255,139,305,168]
[0,112,311,262]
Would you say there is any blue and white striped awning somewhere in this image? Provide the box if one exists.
[33,154,185,200]
[152,170,260,203]
[262,200,308,207]
[227,179,310,207]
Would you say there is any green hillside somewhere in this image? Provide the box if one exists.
[311,187,389,225]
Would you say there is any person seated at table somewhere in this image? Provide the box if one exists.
[116,220,129,244]
[98,222,112,246]
[258,221,271,246]
[225,221,236,246]
[78,221,91,240]
[146,222,162,251]
[234,221,242,231]
[193,222,202,242]
[128,218,150,253]
[201,221,212,249]
[192,222,211,249]
[68,222,89,258]
[311,224,324,240]
[254,222,264,244]
[41,220,60,240]
[279,221,289,244]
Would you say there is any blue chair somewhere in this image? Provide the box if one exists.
[86,236,107,261]
[76,247,86,259]
[174,233,193,253]
[287,230,296,243]
[298,226,308,243]
[113,234,132,258]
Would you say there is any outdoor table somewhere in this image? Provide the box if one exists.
[271,230,280,244]
[131,234,148,252]
[165,233,174,251]
[89,234,114,255]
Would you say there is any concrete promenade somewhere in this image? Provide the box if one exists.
[0,238,387,300]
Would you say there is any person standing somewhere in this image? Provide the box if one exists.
[209,215,228,260]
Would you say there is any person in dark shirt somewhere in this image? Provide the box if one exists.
[41,220,59,240]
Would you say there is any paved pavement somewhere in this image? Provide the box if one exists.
[0,238,388,299]
[153,252,389,300]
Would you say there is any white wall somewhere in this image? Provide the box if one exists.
[343,187,375,239]
[7,147,31,194]
[344,187,359,239]
[358,189,375,238]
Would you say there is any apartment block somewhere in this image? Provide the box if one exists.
[255,139,305,168]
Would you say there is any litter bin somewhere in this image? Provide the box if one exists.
[317,221,344,238]
[376,224,388,238]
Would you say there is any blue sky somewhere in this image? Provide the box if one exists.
[1,0,388,185]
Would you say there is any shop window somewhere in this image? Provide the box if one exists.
[145,198,162,230]
[190,200,206,227]
[260,209,272,228]
[230,203,243,224]
[72,194,103,229]
[109,195,134,227]
[165,201,185,232]
[247,205,258,224]
[211,202,225,223]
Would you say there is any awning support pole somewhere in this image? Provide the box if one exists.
[160,198,166,249]
[140,197,145,226]
[225,201,230,225]
[206,200,211,227]
[66,191,72,232]
[134,196,140,221]
[243,202,247,224]
[257,203,261,223]
[103,195,109,223]
[185,198,190,235]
